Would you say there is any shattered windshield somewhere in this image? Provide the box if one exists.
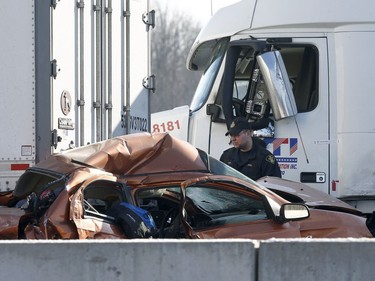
[186,186,264,215]
[190,38,229,112]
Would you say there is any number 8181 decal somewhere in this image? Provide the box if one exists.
[152,120,181,133]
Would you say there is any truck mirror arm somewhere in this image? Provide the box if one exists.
[206,104,225,123]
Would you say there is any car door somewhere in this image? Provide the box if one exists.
[180,176,304,239]
[70,175,130,239]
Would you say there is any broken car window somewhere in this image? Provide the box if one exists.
[136,184,268,235]
[185,185,268,229]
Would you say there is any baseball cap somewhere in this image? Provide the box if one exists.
[225,118,254,136]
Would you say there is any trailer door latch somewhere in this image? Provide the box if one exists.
[51,129,62,149]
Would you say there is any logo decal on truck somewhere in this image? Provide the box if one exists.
[264,138,298,170]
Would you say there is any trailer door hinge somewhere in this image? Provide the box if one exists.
[51,0,57,9]
[77,1,84,9]
[93,4,101,12]
[143,75,156,93]
[142,10,155,31]
[51,59,58,79]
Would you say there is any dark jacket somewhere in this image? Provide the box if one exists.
[220,139,281,181]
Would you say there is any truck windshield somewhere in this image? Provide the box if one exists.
[190,38,228,112]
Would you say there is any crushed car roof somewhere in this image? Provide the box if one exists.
[37,133,209,176]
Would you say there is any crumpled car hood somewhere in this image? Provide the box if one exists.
[257,177,362,215]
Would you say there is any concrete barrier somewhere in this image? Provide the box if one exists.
[0,239,256,281]
[1,239,374,281]
[258,238,374,281]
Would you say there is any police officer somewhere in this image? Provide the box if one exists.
[220,117,281,181]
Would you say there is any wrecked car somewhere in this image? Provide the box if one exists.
[0,133,373,239]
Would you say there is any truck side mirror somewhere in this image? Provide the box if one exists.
[257,51,297,120]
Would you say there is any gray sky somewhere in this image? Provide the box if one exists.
[152,0,240,24]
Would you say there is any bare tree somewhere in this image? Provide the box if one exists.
[150,4,202,113]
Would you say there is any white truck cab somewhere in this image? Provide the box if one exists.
[151,0,375,213]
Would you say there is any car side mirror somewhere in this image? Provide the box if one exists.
[279,203,310,222]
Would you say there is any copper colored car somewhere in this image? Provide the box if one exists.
[0,133,373,239]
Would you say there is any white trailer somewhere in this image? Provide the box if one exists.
[0,0,153,190]
[151,0,375,213]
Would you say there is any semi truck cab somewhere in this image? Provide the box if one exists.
[151,0,375,213]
